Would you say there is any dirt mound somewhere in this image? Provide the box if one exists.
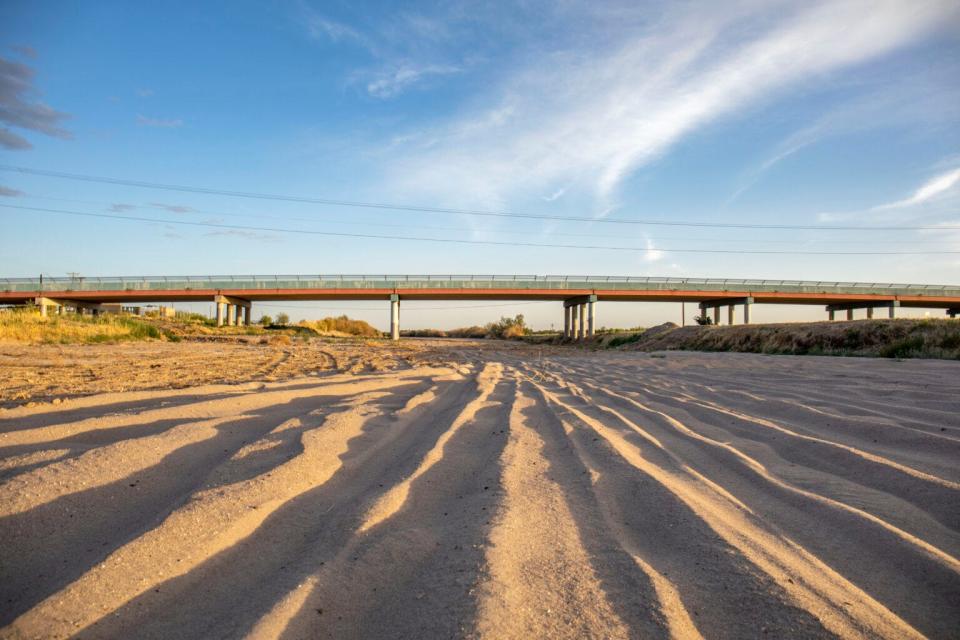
[618,318,960,359]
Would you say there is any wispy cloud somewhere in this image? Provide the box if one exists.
[10,45,37,59]
[299,4,469,98]
[0,185,25,197]
[304,13,366,46]
[136,88,154,97]
[365,63,460,98]
[874,167,960,210]
[137,114,183,128]
[382,1,958,209]
[0,55,72,150]
[205,229,279,242]
[150,203,193,213]
[542,187,567,202]
[109,203,136,212]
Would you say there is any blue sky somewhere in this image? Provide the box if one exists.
[1,0,959,329]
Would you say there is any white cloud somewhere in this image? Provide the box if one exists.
[383,1,958,209]
[874,167,960,210]
[642,237,664,263]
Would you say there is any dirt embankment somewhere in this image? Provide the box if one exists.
[589,319,960,359]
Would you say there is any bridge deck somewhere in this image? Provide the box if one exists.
[2,275,959,308]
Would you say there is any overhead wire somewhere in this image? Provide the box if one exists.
[3,204,958,255]
[2,164,957,231]
[13,194,950,246]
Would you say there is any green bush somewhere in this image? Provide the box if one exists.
[275,312,290,325]
[259,314,273,326]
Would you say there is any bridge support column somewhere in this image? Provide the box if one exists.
[562,294,597,340]
[36,297,88,318]
[826,300,899,322]
[390,294,400,341]
[699,297,753,326]
[243,306,251,326]
[214,295,251,328]
[829,310,835,321]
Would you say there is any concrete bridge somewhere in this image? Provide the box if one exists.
[3,275,959,340]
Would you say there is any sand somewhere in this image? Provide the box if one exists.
[0,339,958,639]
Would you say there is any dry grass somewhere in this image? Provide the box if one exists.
[608,318,960,359]
[0,311,165,344]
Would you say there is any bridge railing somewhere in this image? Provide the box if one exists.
[3,275,959,297]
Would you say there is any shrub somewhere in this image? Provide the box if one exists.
[488,314,529,339]
[259,314,273,326]
[275,312,290,325]
[300,315,380,337]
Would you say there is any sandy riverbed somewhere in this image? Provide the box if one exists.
[0,340,958,638]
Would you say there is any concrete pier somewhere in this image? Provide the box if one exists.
[563,295,597,340]
[587,298,596,337]
[949,309,959,318]
[700,297,753,326]
[825,300,899,321]
[214,295,251,327]
[390,294,400,341]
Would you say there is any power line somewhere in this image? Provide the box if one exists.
[4,203,958,256]
[18,194,949,246]
[2,164,957,231]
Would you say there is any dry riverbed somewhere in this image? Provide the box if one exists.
[0,339,958,638]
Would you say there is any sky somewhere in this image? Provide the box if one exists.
[1,0,959,330]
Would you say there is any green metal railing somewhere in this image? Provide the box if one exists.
[3,275,959,297]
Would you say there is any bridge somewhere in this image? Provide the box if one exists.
[3,275,959,340]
